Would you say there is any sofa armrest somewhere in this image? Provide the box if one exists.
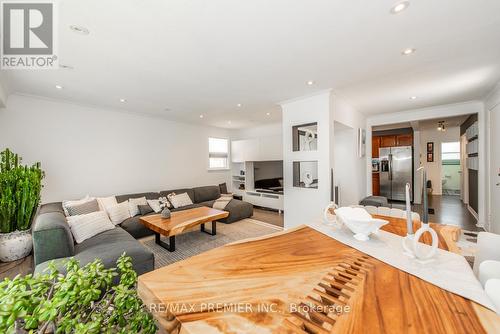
[32,211,75,266]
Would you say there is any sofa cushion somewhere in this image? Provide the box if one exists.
[120,213,156,239]
[115,192,160,203]
[159,189,195,203]
[35,227,154,276]
[37,202,65,215]
[199,199,253,224]
[193,185,221,203]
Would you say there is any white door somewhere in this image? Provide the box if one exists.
[491,104,500,233]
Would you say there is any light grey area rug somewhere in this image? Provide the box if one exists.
[140,218,282,269]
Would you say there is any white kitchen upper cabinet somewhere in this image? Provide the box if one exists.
[259,135,283,161]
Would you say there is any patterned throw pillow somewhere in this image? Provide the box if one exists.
[62,195,94,216]
[128,197,148,217]
[66,211,115,244]
[168,193,193,209]
[164,193,177,209]
[147,199,162,213]
[66,199,99,216]
[106,202,131,225]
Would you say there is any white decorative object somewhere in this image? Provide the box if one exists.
[323,202,338,226]
[402,169,438,263]
[357,128,366,158]
[479,260,500,287]
[0,230,33,262]
[128,196,147,217]
[106,202,131,225]
[303,171,313,188]
[303,129,315,151]
[334,207,388,241]
[66,211,115,244]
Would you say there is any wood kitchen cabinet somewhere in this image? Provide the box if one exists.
[397,134,413,146]
[372,173,380,196]
[372,136,381,158]
[380,135,396,148]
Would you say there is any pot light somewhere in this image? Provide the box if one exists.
[390,1,410,14]
[237,103,242,108]
[69,25,90,35]
[228,120,232,124]
[410,96,417,100]
[266,112,271,116]
[199,115,204,119]
[306,80,314,86]
[55,85,63,89]
[119,98,126,103]
[402,48,416,56]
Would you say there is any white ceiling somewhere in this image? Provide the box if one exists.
[2,0,500,129]
[372,114,471,131]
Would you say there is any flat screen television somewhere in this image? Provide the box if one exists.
[253,161,283,194]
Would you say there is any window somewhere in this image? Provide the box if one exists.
[208,137,229,169]
[441,142,460,164]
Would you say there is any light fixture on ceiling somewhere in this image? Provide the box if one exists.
[236,103,242,108]
[69,25,90,35]
[402,48,416,55]
[437,121,446,132]
[410,96,417,100]
[119,98,126,103]
[306,80,314,86]
[164,108,171,112]
[390,1,410,14]
[227,120,232,125]
[199,115,204,119]
[55,85,63,89]
[59,64,74,70]
[266,112,271,116]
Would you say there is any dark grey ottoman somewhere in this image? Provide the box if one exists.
[359,196,388,207]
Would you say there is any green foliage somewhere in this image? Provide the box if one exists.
[0,254,157,334]
[0,148,44,233]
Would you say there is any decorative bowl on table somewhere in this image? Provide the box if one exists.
[334,207,389,241]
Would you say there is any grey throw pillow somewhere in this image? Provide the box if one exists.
[138,204,154,215]
[219,183,228,194]
[66,199,100,216]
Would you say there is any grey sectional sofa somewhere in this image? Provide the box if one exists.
[32,185,253,275]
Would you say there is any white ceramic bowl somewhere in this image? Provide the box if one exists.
[334,207,389,241]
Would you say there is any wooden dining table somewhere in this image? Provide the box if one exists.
[138,216,500,334]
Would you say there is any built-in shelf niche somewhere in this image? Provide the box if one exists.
[292,122,318,152]
[293,161,318,189]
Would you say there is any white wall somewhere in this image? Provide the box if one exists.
[419,126,461,196]
[231,122,282,140]
[485,82,500,232]
[281,92,333,229]
[0,94,231,203]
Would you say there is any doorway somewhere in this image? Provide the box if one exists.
[441,141,461,196]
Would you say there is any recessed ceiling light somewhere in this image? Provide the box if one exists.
[390,1,410,14]
[59,64,74,70]
[307,80,314,86]
[410,96,417,100]
[119,98,126,103]
[228,121,232,124]
[402,48,416,55]
[55,85,63,89]
[69,25,90,35]
[199,115,204,119]
[236,103,242,108]
[266,112,271,116]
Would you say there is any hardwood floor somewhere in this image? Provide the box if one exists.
[0,255,33,280]
[393,194,481,232]
[251,207,284,227]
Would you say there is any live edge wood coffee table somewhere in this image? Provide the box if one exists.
[139,207,229,252]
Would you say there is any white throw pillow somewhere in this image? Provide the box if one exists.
[147,199,162,213]
[168,193,193,208]
[62,195,94,216]
[128,197,148,217]
[66,211,115,244]
[97,196,118,213]
[107,202,131,225]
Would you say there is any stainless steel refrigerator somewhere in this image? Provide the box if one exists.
[379,146,413,201]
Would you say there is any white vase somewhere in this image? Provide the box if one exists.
[0,229,33,262]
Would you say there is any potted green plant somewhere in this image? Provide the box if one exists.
[0,254,157,333]
[0,148,44,262]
